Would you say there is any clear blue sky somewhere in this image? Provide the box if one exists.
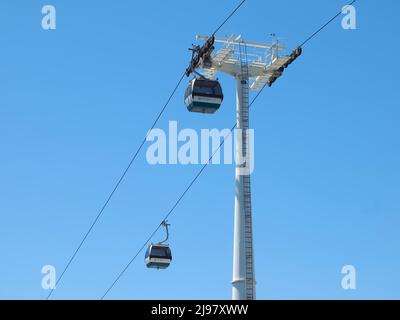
[0,0,399,299]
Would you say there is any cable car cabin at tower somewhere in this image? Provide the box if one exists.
[145,244,172,269]
[184,78,223,114]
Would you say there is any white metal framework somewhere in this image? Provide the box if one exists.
[188,34,300,300]
[195,35,296,90]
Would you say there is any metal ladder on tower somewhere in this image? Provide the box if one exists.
[238,42,255,300]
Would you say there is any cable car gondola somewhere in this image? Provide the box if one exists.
[145,221,172,269]
[184,78,223,114]
[145,243,172,269]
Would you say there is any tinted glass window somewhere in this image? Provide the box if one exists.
[194,85,214,95]
[151,247,170,258]
[185,83,192,98]
[213,85,222,96]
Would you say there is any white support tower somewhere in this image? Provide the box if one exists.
[192,35,300,300]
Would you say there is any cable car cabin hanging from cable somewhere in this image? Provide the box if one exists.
[145,244,172,269]
[145,221,172,269]
[184,78,223,114]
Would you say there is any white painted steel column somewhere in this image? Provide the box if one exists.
[232,77,255,300]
